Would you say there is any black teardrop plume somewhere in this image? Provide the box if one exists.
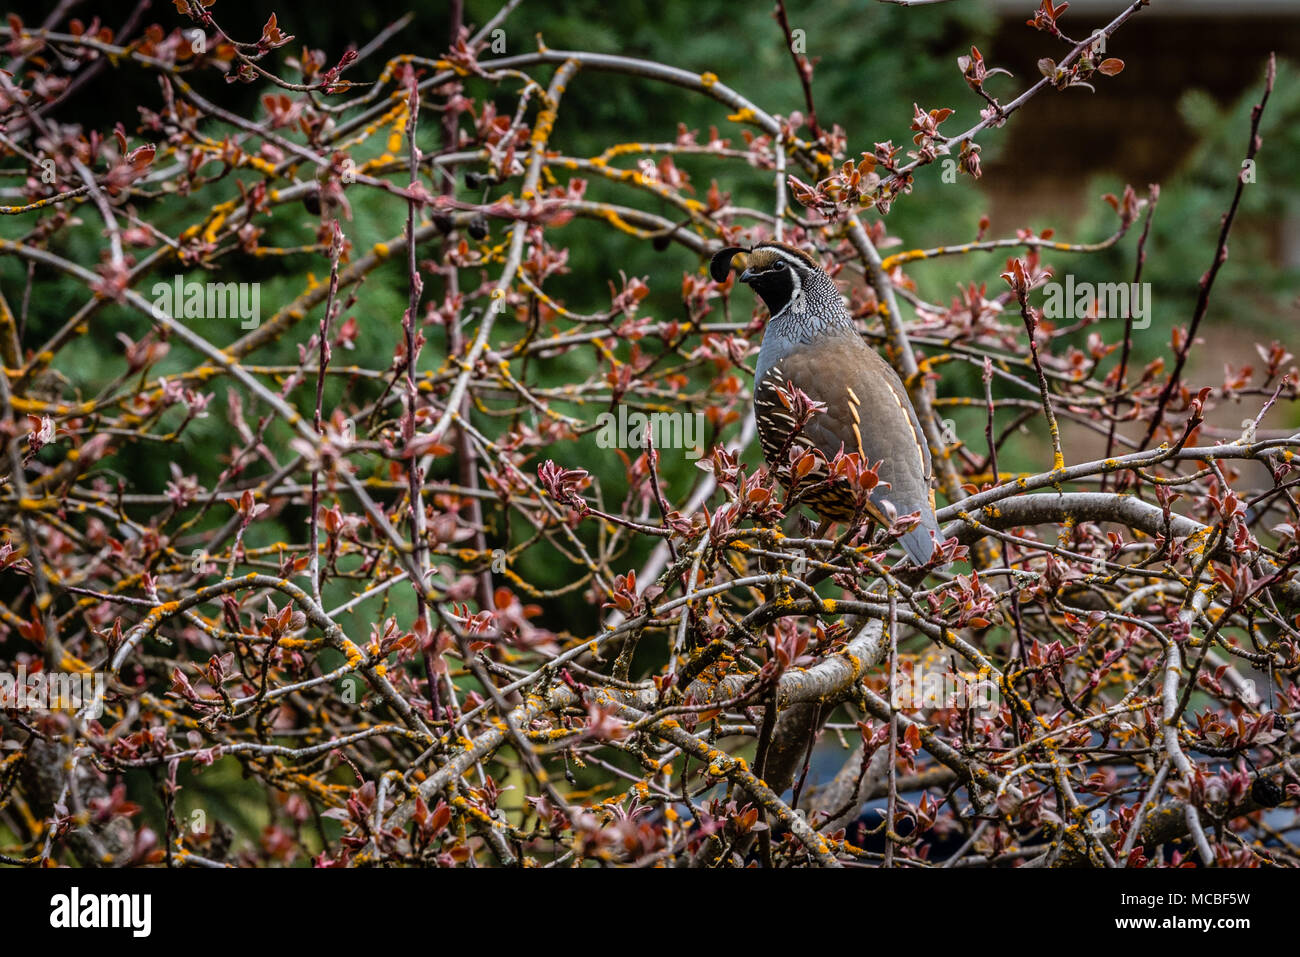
[710,246,748,283]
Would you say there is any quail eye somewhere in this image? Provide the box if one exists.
[772,260,787,270]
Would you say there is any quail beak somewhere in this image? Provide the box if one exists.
[738,267,755,284]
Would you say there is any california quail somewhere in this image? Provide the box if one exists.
[712,242,940,564]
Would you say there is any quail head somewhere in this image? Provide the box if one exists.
[712,242,940,564]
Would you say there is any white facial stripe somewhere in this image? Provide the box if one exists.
[763,247,813,270]
[787,265,803,314]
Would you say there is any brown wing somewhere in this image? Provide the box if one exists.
[755,336,938,560]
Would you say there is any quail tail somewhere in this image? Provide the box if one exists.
[898,510,941,566]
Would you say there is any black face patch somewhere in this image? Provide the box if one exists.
[743,262,796,316]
